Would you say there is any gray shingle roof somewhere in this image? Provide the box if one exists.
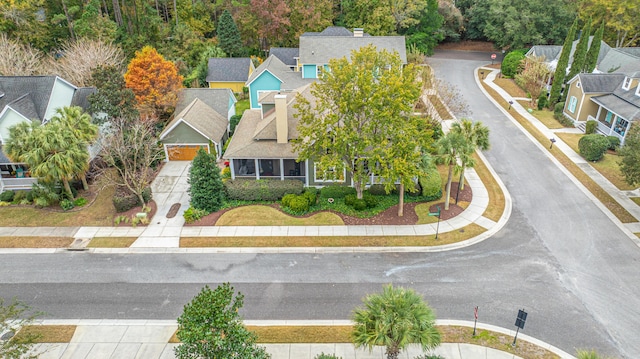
[224,85,313,159]
[597,48,640,76]
[269,47,299,67]
[206,58,253,82]
[71,87,96,111]
[526,45,561,62]
[573,73,626,93]
[302,26,362,37]
[161,98,228,143]
[175,88,235,119]
[0,76,58,121]
[299,35,407,64]
[247,55,315,90]
[592,93,640,121]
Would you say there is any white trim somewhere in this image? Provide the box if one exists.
[54,76,78,90]
[313,163,346,183]
[635,84,640,97]
[622,76,632,90]
[246,68,284,87]
[43,77,77,123]
[0,106,32,144]
[159,118,215,142]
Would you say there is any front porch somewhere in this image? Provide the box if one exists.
[229,158,307,183]
[0,164,37,193]
[575,110,629,144]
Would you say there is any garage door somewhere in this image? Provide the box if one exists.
[167,145,208,161]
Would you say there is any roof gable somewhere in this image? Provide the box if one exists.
[0,76,59,121]
[175,88,235,118]
[161,98,227,142]
[206,58,254,83]
[269,47,299,67]
[597,48,640,76]
[572,73,626,93]
[299,35,407,64]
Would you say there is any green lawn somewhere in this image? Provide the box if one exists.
[215,205,344,226]
[236,99,250,115]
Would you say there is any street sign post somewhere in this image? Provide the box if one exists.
[491,53,497,65]
[512,309,528,347]
[428,205,441,239]
[473,306,479,336]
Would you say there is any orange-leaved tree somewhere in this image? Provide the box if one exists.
[124,46,183,120]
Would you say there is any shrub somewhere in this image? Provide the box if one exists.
[12,190,27,203]
[501,50,525,78]
[31,182,61,207]
[315,353,342,359]
[320,185,356,199]
[26,190,35,203]
[112,192,138,212]
[281,193,296,207]
[183,206,209,224]
[230,114,242,135]
[73,197,88,207]
[606,136,621,151]
[0,201,10,206]
[579,134,609,161]
[363,193,379,208]
[537,92,548,110]
[303,188,317,205]
[419,168,442,198]
[368,184,388,195]
[224,179,303,201]
[344,193,356,206]
[0,190,15,202]
[352,198,367,211]
[288,195,311,213]
[141,187,152,203]
[585,119,597,134]
[60,199,75,211]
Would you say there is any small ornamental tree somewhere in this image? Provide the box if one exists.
[188,148,225,213]
[175,283,271,359]
[619,124,640,186]
[352,285,440,359]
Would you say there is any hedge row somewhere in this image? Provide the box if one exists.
[112,187,152,213]
[224,179,304,201]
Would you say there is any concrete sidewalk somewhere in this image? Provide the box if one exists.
[32,320,576,359]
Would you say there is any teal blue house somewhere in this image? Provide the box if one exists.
[246,56,313,109]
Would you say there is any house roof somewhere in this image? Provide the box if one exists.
[569,73,626,93]
[269,47,299,67]
[526,38,611,72]
[175,88,235,118]
[299,32,407,64]
[71,87,96,110]
[224,85,313,159]
[206,58,253,83]
[302,26,366,37]
[592,93,640,122]
[246,55,315,90]
[596,48,640,76]
[0,76,58,121]
[160,98,228,143]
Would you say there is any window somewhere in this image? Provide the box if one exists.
[568,96,578,113]
[313,163,345,183]
[576,81,581,88]
[614,118,629,136]
[622,77,632,90]
[605,111,613,124]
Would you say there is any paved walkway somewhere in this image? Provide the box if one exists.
[32,320,577,359]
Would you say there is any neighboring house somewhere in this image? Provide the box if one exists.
[527,37,611,72]
[0,76,94,192]
[563,72,640,144]
[160,88,236,161]
[206,57,255,93]
[246,26,406,109]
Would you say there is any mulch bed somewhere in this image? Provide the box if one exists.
[115,200,158,227]
[188,182,472,226]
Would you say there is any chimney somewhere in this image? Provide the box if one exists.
[275,94,288,144]
[354,28,363,37]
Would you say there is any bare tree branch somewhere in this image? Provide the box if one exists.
[0,34,42,76]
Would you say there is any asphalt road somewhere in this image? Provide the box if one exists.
[2,52,639,358]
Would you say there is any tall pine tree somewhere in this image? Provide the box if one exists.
[565,20,591,89]
[217,10,242,57]
[188,148,225,213]
[549,19,577,108]
[584,20,604,73]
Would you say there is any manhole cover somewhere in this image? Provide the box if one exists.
[1,331,15,340]
[166,203,181,218]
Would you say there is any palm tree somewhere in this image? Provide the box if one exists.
[435,131,469,210]
[352,284,441,359]
[450,119,490,190]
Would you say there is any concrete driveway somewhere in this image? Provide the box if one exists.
[132,161,190,247]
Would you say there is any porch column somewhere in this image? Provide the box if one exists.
[280,159,284,180]
[305,160,309,187]
[229,160,235,180]
[255,159,260,179]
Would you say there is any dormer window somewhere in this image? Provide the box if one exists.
[622,77,632,90]
[576,81,581,88]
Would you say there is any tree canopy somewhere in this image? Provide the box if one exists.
[175,283,270,359]
[352,284,441,359]
[293,45,424,200]
[619,124,640,186]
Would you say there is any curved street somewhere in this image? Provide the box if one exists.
[1,52,639,358]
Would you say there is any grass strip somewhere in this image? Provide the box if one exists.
[170,325,558,359]
[181,225,486,248]
[0,237,74,248]
[472,153,506,222]
[480,72,637,223]
[87,237,138,248]
[16,325,77,343]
